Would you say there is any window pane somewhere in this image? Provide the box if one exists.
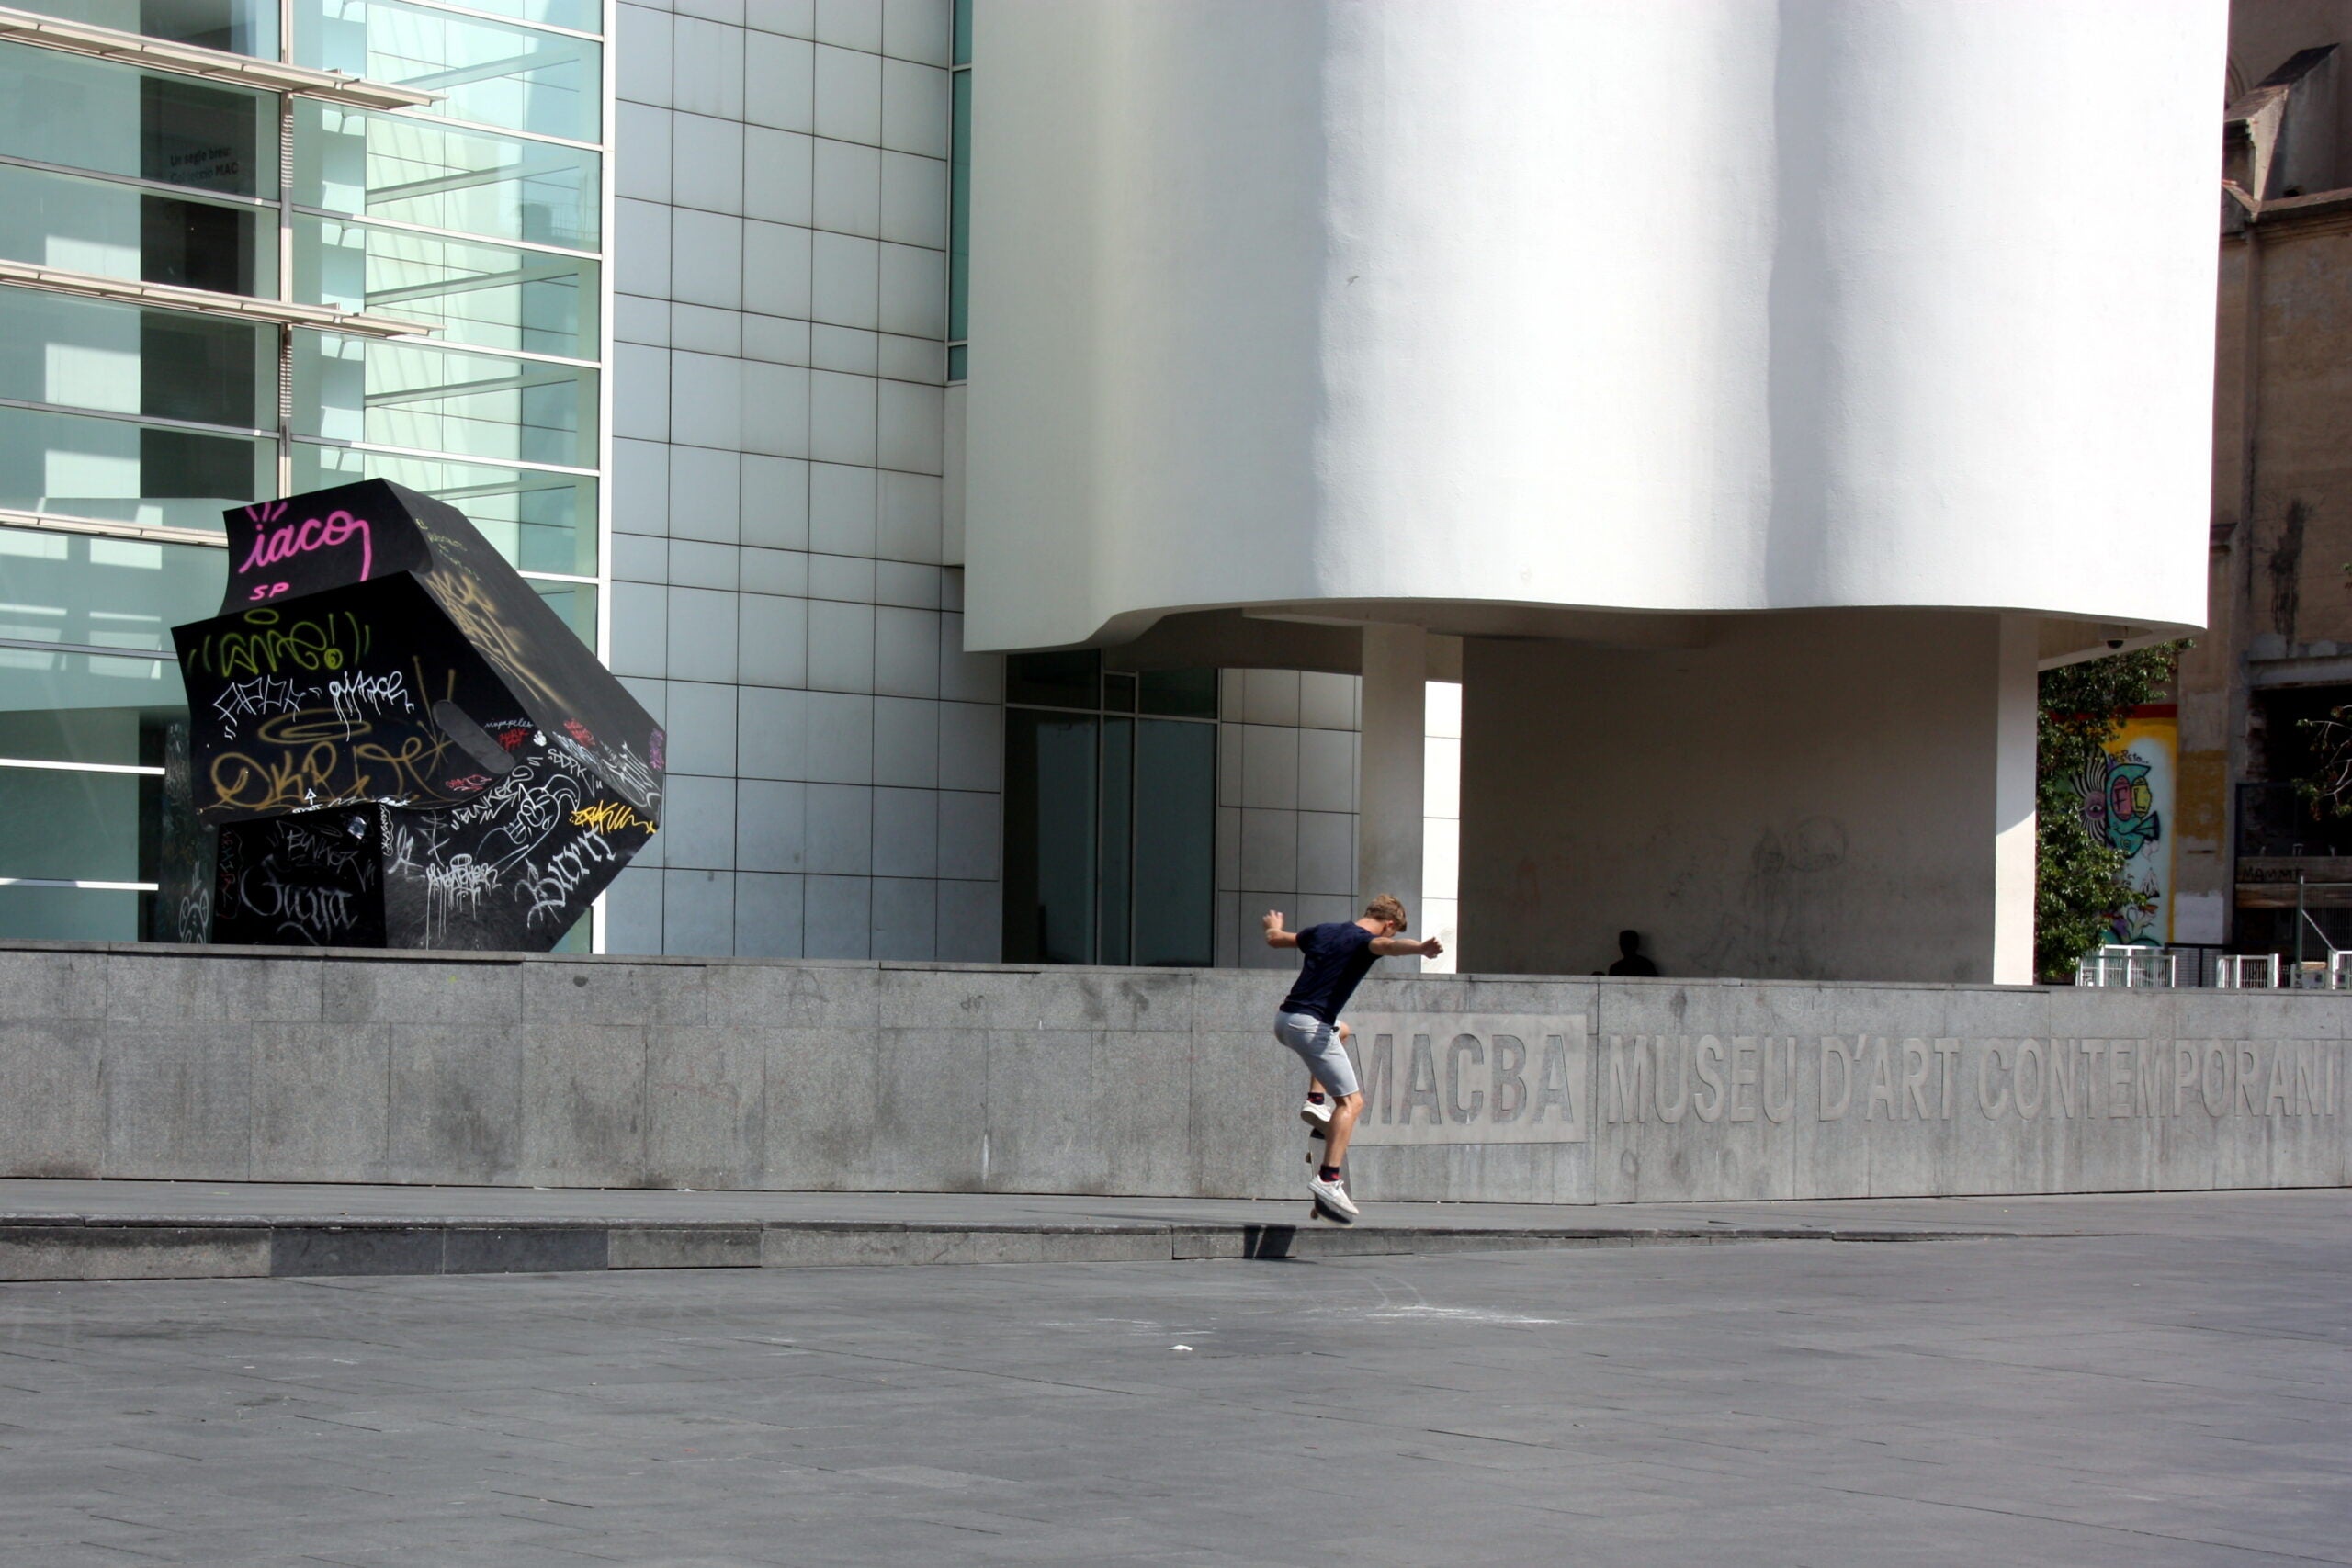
[0,527,226,651]
[295,100,600,249]
[949,68,969,342]
[293,330,597,469]
[0,406,273,530]
[1003,708,1095,964]
[0,643,188,764]
[1099,714,1131,964]
[0,763,143,881]
[1138,667,1218,718]
[946,343,966,382]
[5,0,277,57]
[294,443,597,575]
[296,214,598,358]
[1134,718,1214,966]
[0,650,187,940]
[0,883,142,941]
[401,0,600,33]
[0,287,276,432]
[528,575,596,648]
[0,164,276,298]
[0,42,277,198]
[1006,649,1098,710]
[298,1,603,144]
[952,0,970,66]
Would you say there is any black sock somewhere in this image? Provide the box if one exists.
[1318,1165,1341,1183]
[1306,1092,1327,1104]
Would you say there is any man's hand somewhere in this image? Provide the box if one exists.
[1371,935,1445,959]
[1262,910,1299,949]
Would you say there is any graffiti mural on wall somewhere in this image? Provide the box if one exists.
[2075,707,2177,943]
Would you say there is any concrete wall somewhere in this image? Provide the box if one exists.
[1458,611,2034,986]
[4,942,2345,1204]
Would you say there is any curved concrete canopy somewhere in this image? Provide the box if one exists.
[964,0,2224,653]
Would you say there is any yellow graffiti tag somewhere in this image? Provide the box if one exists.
[210,742,345,815]
[571,800,654,835]
[195,607,370,678]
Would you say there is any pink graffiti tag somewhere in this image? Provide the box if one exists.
[648,729,664,770]
[563,719,596,747]
[240,502,373,584]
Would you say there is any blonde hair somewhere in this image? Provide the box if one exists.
[1364,894,1408,930]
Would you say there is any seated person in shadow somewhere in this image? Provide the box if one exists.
[1606,929,1659,977]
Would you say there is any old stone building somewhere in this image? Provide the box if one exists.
[2183,5,2352,955]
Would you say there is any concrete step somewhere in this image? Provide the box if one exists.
[0,1213,2030,1283]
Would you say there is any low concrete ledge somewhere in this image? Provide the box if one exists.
[0,1213,2029,1282]
[5,940,2347,1206]
[0,1224,271,1281]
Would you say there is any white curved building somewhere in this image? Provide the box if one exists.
[966,0,2224,984]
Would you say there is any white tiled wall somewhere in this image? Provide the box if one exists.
[1218,669,1362,970]
[604,0,1001,961]
[1213,670,1462,974]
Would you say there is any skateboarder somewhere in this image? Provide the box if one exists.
[1262,896,1444,1224]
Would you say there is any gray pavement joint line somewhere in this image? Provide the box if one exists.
[1820,1485,2352,1566]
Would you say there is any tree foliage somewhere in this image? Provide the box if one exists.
[2294,710,2352,818]
[2035,644,2180,983]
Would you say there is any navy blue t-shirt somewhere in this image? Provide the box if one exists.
[1279,921,1378,1025]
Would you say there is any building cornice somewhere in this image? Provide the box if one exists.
[2222,183,2352,241]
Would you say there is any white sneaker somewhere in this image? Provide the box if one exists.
[1298,1098,1333,1134]
[1307,1174,1359,1224]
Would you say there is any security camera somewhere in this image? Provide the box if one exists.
[2105,638,2125,650]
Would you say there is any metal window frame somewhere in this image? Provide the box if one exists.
[0,150,282,211]
[0,5,438,108]
[0,258,432,337]
[0,756,165,776]
[1004,668,1222,966]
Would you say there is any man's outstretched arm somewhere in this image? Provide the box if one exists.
[1262,909,1300,949]
[1371,935,1444,959]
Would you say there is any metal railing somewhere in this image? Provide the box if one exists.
[2077,936,2352,989]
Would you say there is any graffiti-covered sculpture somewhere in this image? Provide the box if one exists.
[170,479,662,950]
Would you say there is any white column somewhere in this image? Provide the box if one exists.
[1358,623,1427,940]
[1992,614,2039,984]
[1420,678,1462,974]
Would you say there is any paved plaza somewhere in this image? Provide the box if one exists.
[2,1190,2347,1566]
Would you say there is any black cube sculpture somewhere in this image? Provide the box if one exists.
[171,480,663,950]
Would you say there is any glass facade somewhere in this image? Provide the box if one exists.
[1001,651,1216,967]
[0,2,606,945]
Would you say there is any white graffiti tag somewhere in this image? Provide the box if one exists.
[524,829,621,927]
[325,667,414,734]
[210,674,305,738]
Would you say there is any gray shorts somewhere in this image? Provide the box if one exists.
[1273,1010,1359,1097]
